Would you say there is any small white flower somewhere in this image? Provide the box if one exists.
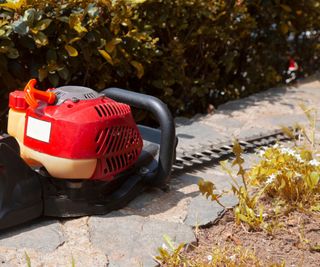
[229,254,236,261]
[280,147,295,156]
[162,243,168,250]
[309,159,320,166]
[266,174,276,184]
[207,255,213,262]
[258,149,266,157]
[293,154,304,163]
[273,143,279,148]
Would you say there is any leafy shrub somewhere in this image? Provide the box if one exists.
[120,0,320,113]
[0,0,156,89]
[0,0,158,129]
[0,0,320,123]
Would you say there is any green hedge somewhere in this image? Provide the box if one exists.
[0,0,320,120]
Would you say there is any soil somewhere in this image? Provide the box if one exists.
[184,208,320,266]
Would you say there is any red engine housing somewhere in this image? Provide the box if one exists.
[15,92,143,181]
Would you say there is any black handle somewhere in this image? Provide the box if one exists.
[101,88,176,188]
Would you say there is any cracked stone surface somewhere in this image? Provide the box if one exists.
[1,77,320,266]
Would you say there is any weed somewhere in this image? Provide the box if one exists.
[154,235,187,267]
[199,139,266,230]
[199,106,320,231]
[204,245,285,267]
[249,144,320,212]
[155,241,285,267]
[25,252,31,267]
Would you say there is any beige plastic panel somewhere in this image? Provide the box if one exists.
[7,108,96,179]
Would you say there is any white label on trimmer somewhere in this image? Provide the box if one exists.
[26,117,52,143]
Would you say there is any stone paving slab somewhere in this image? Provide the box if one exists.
[184,193,238,227]
[176,121,228,151]
[89,212,196,267]
[1,78,320,266]
[0,220,64,253]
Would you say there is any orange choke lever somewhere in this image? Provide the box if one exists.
[24,79,56,109]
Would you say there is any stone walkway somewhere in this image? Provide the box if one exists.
[0,77,320,266]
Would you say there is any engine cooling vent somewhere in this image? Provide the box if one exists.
[95,126,140,155]
[94,103,130,117]
[84,93,96,99]
[95,126,142,178]
[55,91,66,98]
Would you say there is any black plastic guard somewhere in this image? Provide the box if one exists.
[43,140,160,217]
[0,137,43,230]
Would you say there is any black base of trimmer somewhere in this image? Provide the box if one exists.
[0,88,176,230]
[0,128,160,229]
[42,132,161,217]
[0,136,43,230]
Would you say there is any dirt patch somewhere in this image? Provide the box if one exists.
[185,209,320,266]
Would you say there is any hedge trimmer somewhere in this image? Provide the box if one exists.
[0,79,176,229]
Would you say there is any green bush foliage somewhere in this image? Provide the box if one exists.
[0,0,320,119]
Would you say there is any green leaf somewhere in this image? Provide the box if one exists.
[280,4,292,13]
[57,16,69,23]
[25,251,31,267]
[12,19,29,35]
[33,19,52,31]
[64,44,78,57]
[281,126,296,140]
[232,139,243,160]
[105,38,122,53]
[87,3,99,17]
[311,204,320,212]
[301,150,313,161]
[0,29,6,36]
[58,67,70,81]
[126,0,147,4]
[198,178,216,199]
[98,49,113,65]
[69,14,87,34]
[163,234,175,251]
[0,0,25,10]
[71,256,76,267]
[33,31,48,47]
[279,178,286,190]
[68,37,81,44]
[47,62,64,72]
[309,172,319,189]
[310,245,320,252]
[130,60,144,79]
[23,8,36,26]
[7,47,19,59]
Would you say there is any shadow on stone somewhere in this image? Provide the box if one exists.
[0,219,65,253]
[217,86,297,115]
